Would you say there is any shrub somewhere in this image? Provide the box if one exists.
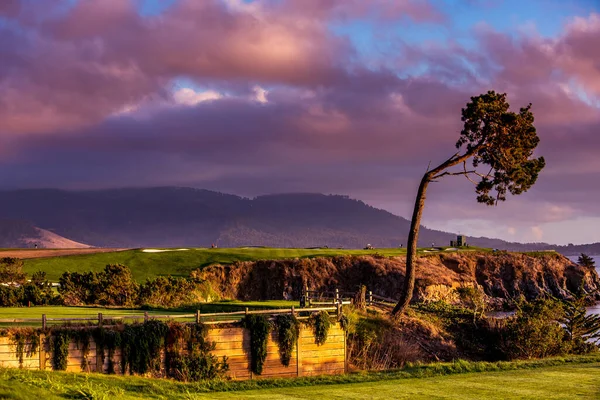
[561,293,600,353]
[455,286,486,321]
[139,276,217,308]
[346,312,423,370]
[501,299,569,359]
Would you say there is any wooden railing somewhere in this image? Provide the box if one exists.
[302,286,397,308]
[0,306,340,329]
[304,287,353,307]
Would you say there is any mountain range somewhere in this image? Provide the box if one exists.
[0,187,597,255]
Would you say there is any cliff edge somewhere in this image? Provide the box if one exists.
[198,252,600,304]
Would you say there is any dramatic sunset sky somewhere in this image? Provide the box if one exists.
[0,0,599,245]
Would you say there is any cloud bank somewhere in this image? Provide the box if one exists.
[0,0,599,244]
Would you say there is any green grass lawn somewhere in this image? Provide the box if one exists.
[22,247,408,281]
[0,300,298,327]
[0,356,598,399]
[20,247,493,282]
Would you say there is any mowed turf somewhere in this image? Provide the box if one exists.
[21,247,414,282]
[0,301,298,327]
[0,358,598,399]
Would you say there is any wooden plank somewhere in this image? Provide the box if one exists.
[301,368,345,377]
[255,372,297,379]
[225,370,251,380]
[301,361,345,371]
[299,333,345,341]
[301,367,345,374]
[299,344,344,352]
[0,359,39,368]
[212,342,249,352]
[298,348,344,358]
[0,352,38,360]
[206,328,247,337]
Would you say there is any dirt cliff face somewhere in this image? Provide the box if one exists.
[197,252,600,303]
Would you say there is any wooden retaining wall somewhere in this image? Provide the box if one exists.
[0,324,346,379]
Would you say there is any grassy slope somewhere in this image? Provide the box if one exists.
[0,356,598,399]
[21,247,491,282]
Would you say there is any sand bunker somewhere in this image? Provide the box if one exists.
[141,248,190,253]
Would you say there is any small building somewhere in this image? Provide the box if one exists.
[456,235,467,247]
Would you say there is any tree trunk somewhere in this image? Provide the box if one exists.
[391,172,431,316]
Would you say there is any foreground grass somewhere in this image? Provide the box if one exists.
[21,247,493,282]
[0,355,598,399]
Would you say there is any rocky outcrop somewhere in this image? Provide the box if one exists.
[197,252,600,304]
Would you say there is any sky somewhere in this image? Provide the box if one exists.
[0,0,599,245]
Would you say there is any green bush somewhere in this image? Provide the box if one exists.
[0,283,57,307]
[139,276,216,308]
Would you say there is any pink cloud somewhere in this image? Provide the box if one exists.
[0,1,599,240]
[0,0,20,17]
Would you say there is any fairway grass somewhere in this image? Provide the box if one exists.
[22,247,412,281]
[0,301,298,327]
[0,356,598,399]
[20,247,490,282]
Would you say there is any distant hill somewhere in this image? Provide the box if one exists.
[0,187,596,254]
[0,219,90,249]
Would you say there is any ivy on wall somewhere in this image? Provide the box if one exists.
[7,328,39,367]
[51,330,71,371]
[242,314,271,375]
[275,314,299,367]
[308,311,332,345]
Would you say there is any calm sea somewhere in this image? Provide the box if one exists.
[567,255,600,315]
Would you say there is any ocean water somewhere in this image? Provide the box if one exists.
[567,255,600,315]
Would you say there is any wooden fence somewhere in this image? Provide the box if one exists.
[0,307,346,379]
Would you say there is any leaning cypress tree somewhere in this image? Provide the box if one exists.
[392,91,545,316]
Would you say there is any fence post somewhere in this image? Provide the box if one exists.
[296,322,301,377]
[98,313,103,327]
[196,309,201,324]
[38,334,46,370]
[42,314,46,330]
[291,306,295,316]
[335,288,339,303]
[336,302,341,317]
[369,290,373,305]
[144,311,149,322]
[245,307,249,316]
